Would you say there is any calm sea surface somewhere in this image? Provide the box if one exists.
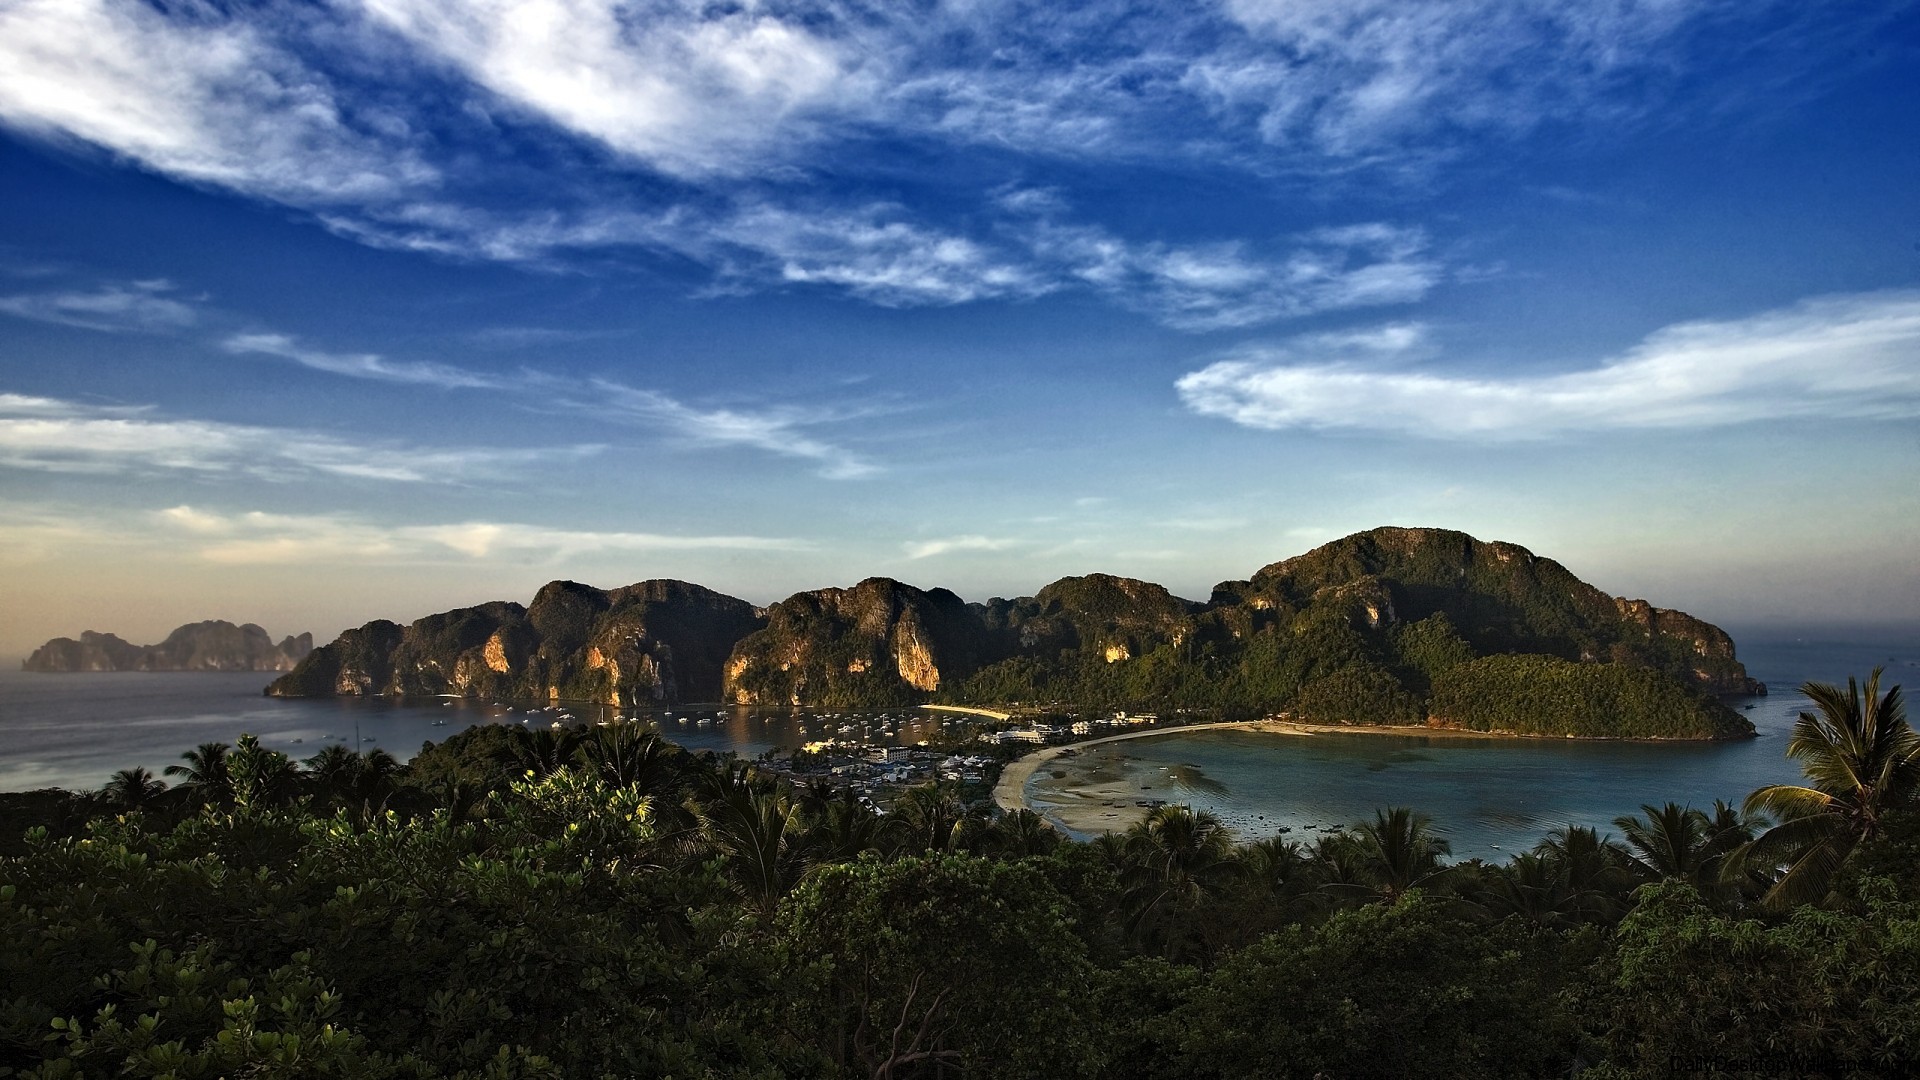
[3,633,1916,860]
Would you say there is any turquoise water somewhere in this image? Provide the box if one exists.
[1025,634,1920,859]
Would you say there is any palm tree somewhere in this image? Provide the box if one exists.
[581,723,677,793]
[1615,803,1751,896]
[1119,804,1242,956]
[1739,668,1917,909]
[693,764,808,913]
[1485,852,1578,928]
[164,742,232,804]
[893,783,979,854]
[983,808,1058,858]
[1349,807,1451,904]
[511,725,587,779]
[801,792,895,863]
[304,744,363,795]
[102,766,166,809]
[1531,824,1633,922]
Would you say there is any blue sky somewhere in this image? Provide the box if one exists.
[1,0,1917,659]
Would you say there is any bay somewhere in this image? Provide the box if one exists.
[1024,632,1920,858]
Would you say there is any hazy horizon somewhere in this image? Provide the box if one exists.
[2,2,1915,665]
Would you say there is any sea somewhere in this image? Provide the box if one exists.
[2,632,1916,860]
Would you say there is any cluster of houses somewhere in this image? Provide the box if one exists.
[771,742,998,799]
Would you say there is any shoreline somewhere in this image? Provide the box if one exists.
[918,704,1015,721]
[994,718,1750,833]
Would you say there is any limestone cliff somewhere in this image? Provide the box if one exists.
[23,622,313,673]
[266,580,763,705]
[722,578,994,706]
[260,526,1763,739]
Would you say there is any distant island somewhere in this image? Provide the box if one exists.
[269,527,1762,741]
[24,621,314,673]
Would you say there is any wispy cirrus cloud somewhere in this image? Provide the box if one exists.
[0,279,198,333]
[352,0,871,180]
[154,504,805,565]
[0,392,599,482]
[1177,291,1920,438]
[0,0,433,204]
[223,332,514,390]
[903,535,1023,559]
[214,326,880,479]
[590,378,879,480]
[0,0,1808,325]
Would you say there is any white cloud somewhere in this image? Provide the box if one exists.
[224,332,513,390]
[590,379,878,480]
[903,535,1021,559]
[153,505,805,564]
[708,203,1051,307]
[1177,291,1920,437]
[212,324,883,478]
[1029,218,1440,330]
[0,0,433,204]
[0,392,599,482]
[1200,0,1712,160]
[0,280,197,333]
[353,0,867,178]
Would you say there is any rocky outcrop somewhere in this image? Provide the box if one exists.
[24,622,313,673]
[722,578,995,706]
[266,580,763,705]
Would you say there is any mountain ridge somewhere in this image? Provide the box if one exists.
[265,527,1764,739]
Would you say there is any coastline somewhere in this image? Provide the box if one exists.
[918,704,1016,721]
[996,718,1752,835]
[991,720,1299,816]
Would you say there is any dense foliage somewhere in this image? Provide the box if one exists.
[1430,654,1753,739]
[5,670,1908,1078]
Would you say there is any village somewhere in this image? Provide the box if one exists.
[755,708,1179,812]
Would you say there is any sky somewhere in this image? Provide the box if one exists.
[1,0,1917,662]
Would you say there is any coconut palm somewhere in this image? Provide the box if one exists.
[1484,852,1579,928]
[802,792,895,862]
[164,742,232,804]
[893,783,980,854]
[304,744,364,794]
[102,766,166,809]
[580,723,678,793]
[982,808,1058,858]
[1349,807,1451,904]
[1738,668,1917,909]
[1119,804,1242,956]
[693,764,809,913]
[511,725,588,779]
[1615,802,1752,896]
[1531,824,1634,922]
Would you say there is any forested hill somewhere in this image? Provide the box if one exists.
[270,527,1762,739]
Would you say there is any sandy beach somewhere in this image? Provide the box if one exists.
[991,720,1300,820]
